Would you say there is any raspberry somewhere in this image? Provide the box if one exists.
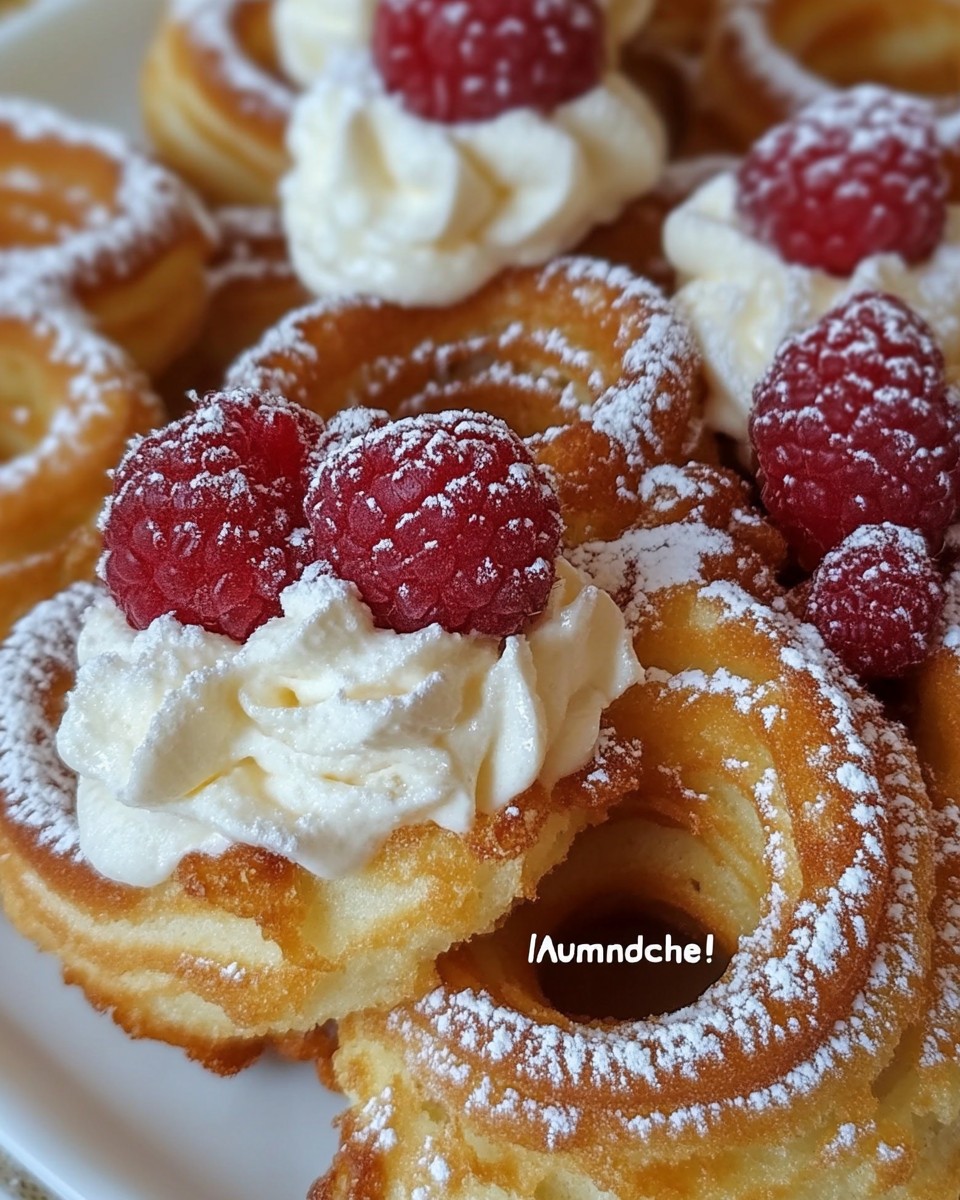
[102,390,323,641]
[736,86,947,275]
[305,410,562,636]
[750,292,960,567]
[315,407,391,459]
[114,389,324,496]
[806,524,945,678]
[372,0,605,124]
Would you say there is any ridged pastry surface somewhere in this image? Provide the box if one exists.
[228,256,706,545]
[701,0,960,177]
[0,294,162,637]
[0,96,212,374]
[142,0,292,204]
[316,527,957,1197]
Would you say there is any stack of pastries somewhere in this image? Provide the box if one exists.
[0,1,959,1198]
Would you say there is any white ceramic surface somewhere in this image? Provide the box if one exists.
[0,4,344,1197]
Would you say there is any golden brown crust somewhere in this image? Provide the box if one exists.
[142,0,292,205]
[317,578,956,1199]
[620,2,742,158]
[0,306,163,639]
[907,572,960,1122]
[0,97,213,375]
[228,257,706,545]
[0,585,638,1073]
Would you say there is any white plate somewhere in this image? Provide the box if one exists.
[0,4,343,1198]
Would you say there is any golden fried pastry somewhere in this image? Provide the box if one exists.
[701,0,960,162]
[567,459,786,622]
[317,577,950,1200]
[0,580,639,1075]
[142,0,292,205]
[0,97,213,375]
[575,156,737,291]
[159,205,309,414]
[905,565,960,1175]
[228,257,705,544]
[0,294,163,637]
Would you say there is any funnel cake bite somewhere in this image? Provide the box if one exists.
[0,98,212,376]
[228,257,704,545]
[315,577,949,1200]
[0,393,641,1073]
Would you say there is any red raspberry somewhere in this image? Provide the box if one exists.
[315,407,391,459]
[736,86,948,275]
[806,524,945,678]
[372,0,605,124]
[115,389,324,495]
[102,390,323,641]
[305,410,562,637]
[749,292,960,567]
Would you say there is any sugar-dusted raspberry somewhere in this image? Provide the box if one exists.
[102,390,323,641]
[315,407,391,460]
[114,389,324,496]
[305,410,562,636]
[736,86,948,275]
[372,0,605,124]
[750,292,960,567]
[806,524,945,678]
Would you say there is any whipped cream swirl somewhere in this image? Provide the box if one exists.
[280,51,665,305]
[271,0,654,86]
[664,172,960,445]
[57,560,640,887]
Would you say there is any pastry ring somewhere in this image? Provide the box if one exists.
[0,292,163,636]
[228,257,705,544]
[142,0,292,205]
[319,578,943,1199]
[0,579,639,1074]
[0,97,212,376]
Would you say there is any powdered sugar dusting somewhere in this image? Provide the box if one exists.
[208,206,298,288]
[0,96,210,290]
[716,1,839,113]
[170,0,295,118]
[0,584,95,860]
[939,548,960,654]
[383,580,928,1147]
[568,463,782,624]
[227,256,700,488]
[920,803,960,1070]
[0,281,154,495]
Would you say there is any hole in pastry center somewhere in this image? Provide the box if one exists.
[535,897,730,1021]
[769,0,960,95]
